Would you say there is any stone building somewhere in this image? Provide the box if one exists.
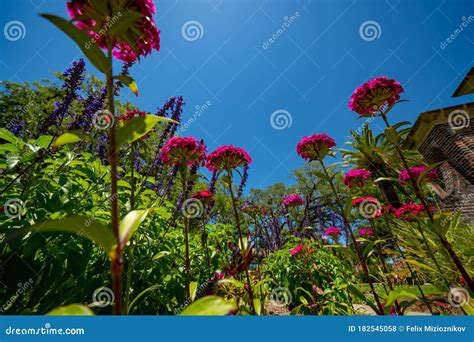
[404,68,473,223]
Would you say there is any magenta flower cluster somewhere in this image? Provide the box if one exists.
[67,0,161,62]
[206,145,252,171]
[296,133,336,160]
[343,168,372,188]
[399,166,438,184]
[348,76,404,116]
[359,228,374,236]
[324,227,341,236]
[290,244,303,256]
[160,136,206,167]
[282,194,304,208]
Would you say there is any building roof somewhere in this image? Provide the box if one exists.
[404,102,474,150]
[453,67,474,97]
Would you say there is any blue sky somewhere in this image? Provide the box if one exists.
[1,0,473,190]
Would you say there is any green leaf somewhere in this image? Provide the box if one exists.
[40,14,110,74]
[218,278,245,288]
[343,196,353,218]
[403,259,439,274]
[299,295,308,305]
[119,209,150,247]
[190,281,198,301]
[116,114,178,149]
[254,277,272,290]
[13,216,115,254]
[152,251,171,260]
[254,298,262,315]
[347,285,379,313]
[384,290,418,315]
[0,128,23,145]
[384,126,399,144]
[35,135,54,148]
[180,296,236,316]
[114,75,138,96]
[290,304,303,315]
[46,304,95,316]
[0,143,18,154]
[313,170,329,181]
[374,177,399,183]
[53,131,93,147]
[108,11,142,37]
[128,285,160,314]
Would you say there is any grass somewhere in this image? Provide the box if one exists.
[354,283,442,303]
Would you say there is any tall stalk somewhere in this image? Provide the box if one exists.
[317,159,384,314]
[380,113,473,291]
[388,226,435,314]
[227,170,256,314]
[106,41,122,315]
[180,168,191,299]
[368,220,402,314]
[124,143,137,313]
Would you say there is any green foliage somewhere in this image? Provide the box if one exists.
[262,237,355,315]
[40,14,110,74]
[180,296,236,316]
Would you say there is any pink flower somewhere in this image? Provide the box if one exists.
[349,76,404,116]
[282,194,304,208]
[206,145,252,171]
[214,272,225,280]
[160,136,206,167]
[324,227,341,236]
[352,196,379,206]
[394,202,434,222]
[296,133,336,160]
[192,190,215,207]
[359,228,374,236]
[399,166,438,184]
[343,168,372,188]
[67,0,160,62]
[119,109,146,122]
[290,244,303,256]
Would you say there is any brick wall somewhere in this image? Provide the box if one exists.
[419,121,474,223]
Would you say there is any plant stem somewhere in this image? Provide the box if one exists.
[106,43,122,315]
[130,142,136,209]
[381,113,473,291]
[390,232,435,314]
[180,168,191,299]
[227,170,256,315]
[369,221,402,314]
[317,159,384,315]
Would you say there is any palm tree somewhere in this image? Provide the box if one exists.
[339,123,414,208]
